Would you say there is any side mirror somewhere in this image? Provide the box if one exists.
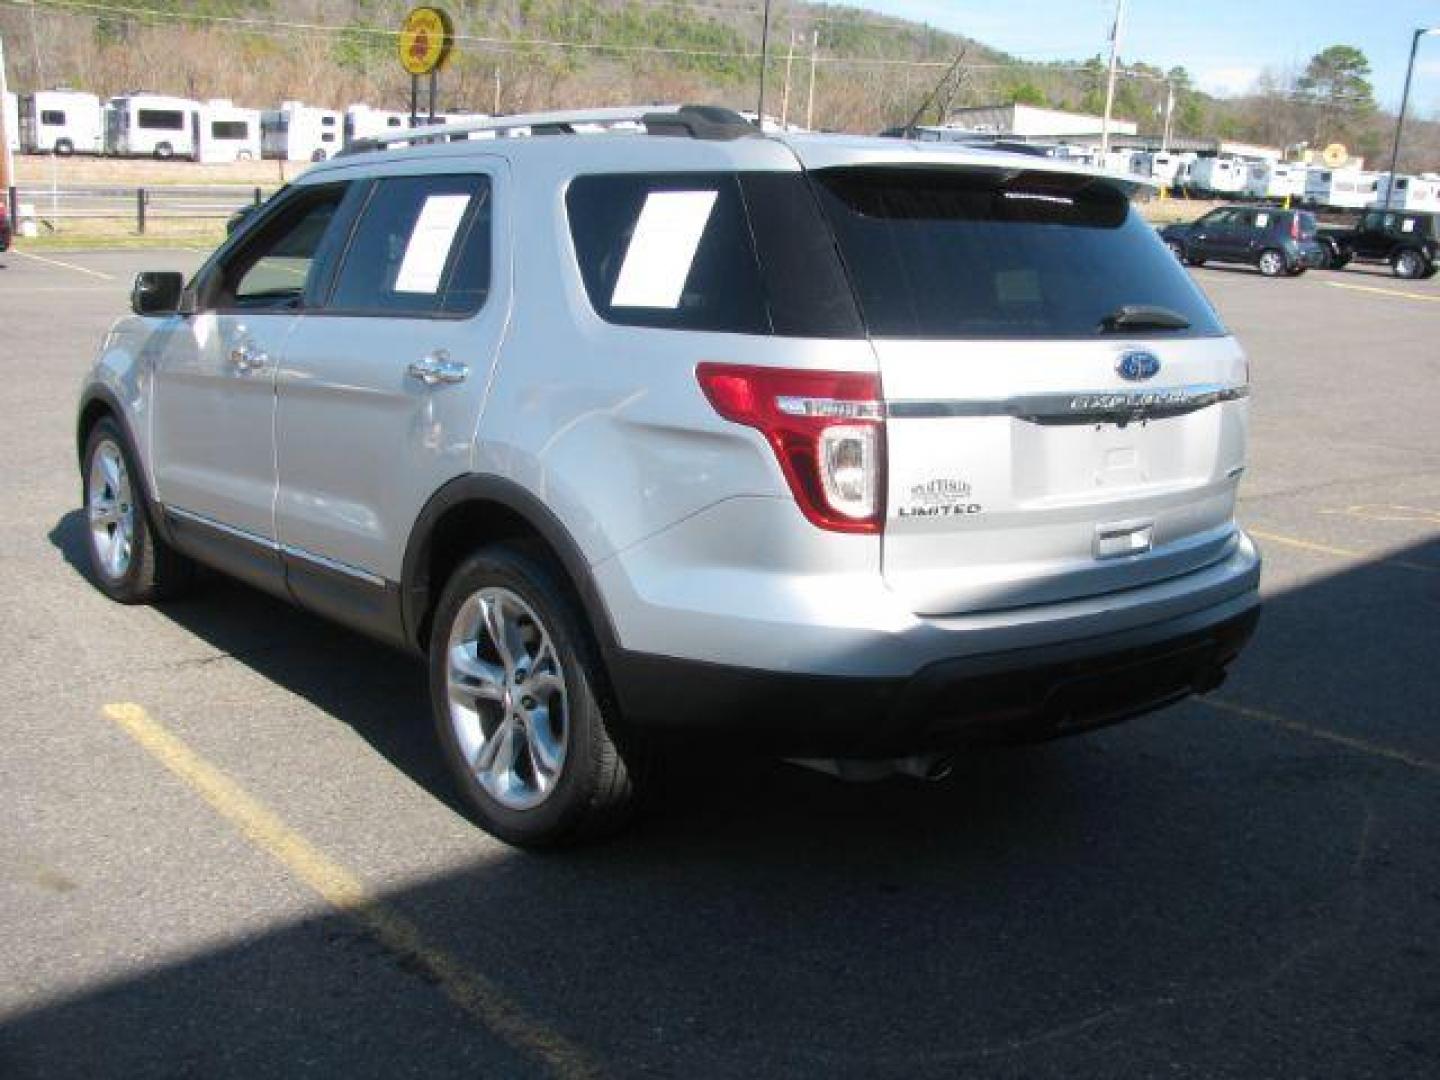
[131,271,185,316]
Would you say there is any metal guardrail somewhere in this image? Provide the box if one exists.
[6,184,280,234]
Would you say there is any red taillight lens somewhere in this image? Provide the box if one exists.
[1290,214,1300,240]
[696,363,885,533]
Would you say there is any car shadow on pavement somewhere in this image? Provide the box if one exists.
[31,516,1440,1077]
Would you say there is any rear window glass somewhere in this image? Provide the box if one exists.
[566,172,861,337]
[812,167,1225,340]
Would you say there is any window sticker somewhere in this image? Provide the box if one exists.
[1401,218,1416,233]
[1254,212,1269,228]
[611,190,719,309]
[394,194,471,294]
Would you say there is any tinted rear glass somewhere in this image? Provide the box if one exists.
[566,172,861,337]
[812,167,1225,339]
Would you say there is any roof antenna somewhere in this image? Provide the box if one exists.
[904,44,969,138]
[755,0,773,128]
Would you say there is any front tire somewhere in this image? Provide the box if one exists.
[153,142,174,161]
[429,546,642,847]
[1258,249,1286,277]
[82,418,193,603]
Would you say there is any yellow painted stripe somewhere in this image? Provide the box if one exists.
[8,248,116,280]
[1203,698,1439,776]
[1324,280,1440,303]
[101,702,600,1079]
[1248,528,1437,574]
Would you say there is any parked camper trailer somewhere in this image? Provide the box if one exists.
[1305,168,1379,210]
[196,100,261,163]
[1373,174,1440,213]
[19,90,104,155]
[261,101,341,161]
[1245,162,1306,200]
[343,104,407,148]
[1189,157,1246,195]
[106,94,199,159]
[1137,151,1181,186]
[3,91,17,154]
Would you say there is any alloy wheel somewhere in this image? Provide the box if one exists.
[88,439,136,581]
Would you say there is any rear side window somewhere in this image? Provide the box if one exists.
[41,110,65,125]
[327,174,491,317]
[566,172,861,337]
[812,167,1225,339]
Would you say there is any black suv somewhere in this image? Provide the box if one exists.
[1318,209,1439,279]
[1161,206,1326,277]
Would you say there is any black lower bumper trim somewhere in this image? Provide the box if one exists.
[605,598,1260,756]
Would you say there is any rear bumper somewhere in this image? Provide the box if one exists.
[606,587,1260,755]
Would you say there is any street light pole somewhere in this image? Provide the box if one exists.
[1100,0,1127,157]
[1382,27,1438,211]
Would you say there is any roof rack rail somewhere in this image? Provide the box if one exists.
[340,104,757,156]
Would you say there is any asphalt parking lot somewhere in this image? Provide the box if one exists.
[1,245,1438,1079]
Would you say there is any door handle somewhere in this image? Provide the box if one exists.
[229,340,269,373]
[406,350,469,386]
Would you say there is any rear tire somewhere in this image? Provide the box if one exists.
[1257,249,1286,277]
[429,545,643,847]
[153,142,174,161]
[1393,249,1428,280]
[82,417,194,604]
[1186,253,1206,267]
[1166,239,1185,261]
[54,139,74,157]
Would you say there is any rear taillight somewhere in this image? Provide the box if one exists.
[1290,215,1300,240]
[696,363,885,533]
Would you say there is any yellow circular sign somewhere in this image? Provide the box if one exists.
[1321,142,1348,168]
[398,6,453,76]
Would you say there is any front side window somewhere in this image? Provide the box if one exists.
[812,166,1225,339]
[326,174,491,317]
[41,110,65,126]
[211,120,248,140]
[206,184,349,310]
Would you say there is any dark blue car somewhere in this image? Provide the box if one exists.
[1160,206,1327,277]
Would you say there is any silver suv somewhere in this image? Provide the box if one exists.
[77,106,1260,846]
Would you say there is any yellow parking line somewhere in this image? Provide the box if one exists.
[1319,504,1440,526]
[1248,528,1437,574]
[101,703,600,1079]
[7,248,116,281]
[1324,280,1440,303]
[1203,698,1439,776]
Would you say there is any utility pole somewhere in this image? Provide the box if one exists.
[805,30,819,130]
[0,33,14,199]
[779,30,797,128]
[1100,0,1126,156]
[755,0,773,126]
[1383,27,1438,211]
[1161,79,1174,152]
[492,68,501,115]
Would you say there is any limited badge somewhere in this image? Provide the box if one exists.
[898,478,983,518]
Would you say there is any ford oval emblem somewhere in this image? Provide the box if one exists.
[1116,350,1161,382]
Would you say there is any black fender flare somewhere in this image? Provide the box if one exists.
[399,474,621,654]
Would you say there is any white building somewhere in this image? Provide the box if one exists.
[1188,157,1246,195]
[106,93,199,158]
[19,89,105,154]
[1305,168,1379,210]
[261,101,342,162]
[1372,174,1440,212]
[1244,161,1306,200]
[942,103,1138,139]
[196,100,261,163]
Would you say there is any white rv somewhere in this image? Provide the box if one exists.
[343,104,408,148]
[196,100,261,163]
[1135,151,1181,186]
[1244,162,1306,200]
[18,90,104,155]
[1305,168,1379,210]
[261,101,341,162]
[1189,157,1246,195]
[106,94,199,159]
[3,91,17,154]
[1372,174,1440,213]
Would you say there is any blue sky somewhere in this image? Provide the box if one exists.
[856,1,1440,114]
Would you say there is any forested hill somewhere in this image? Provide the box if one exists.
[2,1,1433,167]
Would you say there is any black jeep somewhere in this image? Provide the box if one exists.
[1318,209,1439,279]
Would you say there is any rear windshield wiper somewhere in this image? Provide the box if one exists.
[1098,305,1191,333]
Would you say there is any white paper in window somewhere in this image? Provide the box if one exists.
[394,194,471,294]
[610,190,718,309]
[1254,212,1269,228]
[1401,218,1416,233]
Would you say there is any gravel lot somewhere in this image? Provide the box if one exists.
[1,246,1437,1079]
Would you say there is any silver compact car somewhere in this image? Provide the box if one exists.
[77,105,1260,846]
